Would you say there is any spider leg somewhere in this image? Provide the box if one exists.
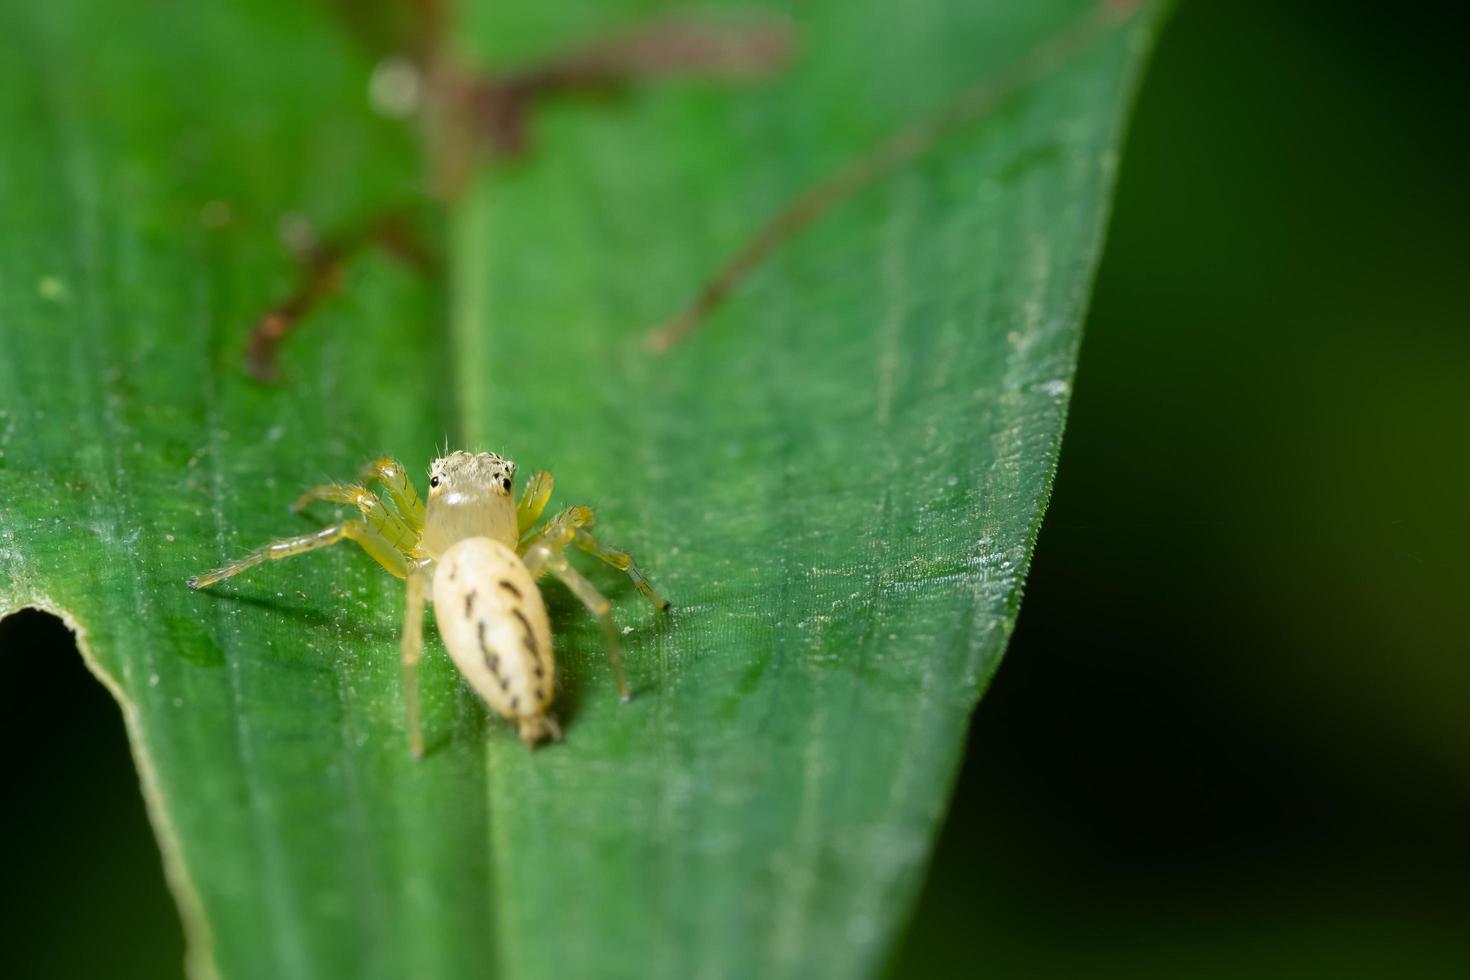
[521,505,670,612]
[518,504,593,553]
[523,540,632,702]
[188,519,409,589]
[400,560,434,759]
[516,469,555,538]
[572,526,671,612]
[356,456,426,532]
[294,482,419,553]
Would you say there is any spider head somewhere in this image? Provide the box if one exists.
[421,450,519,556]
[428,450,517,500]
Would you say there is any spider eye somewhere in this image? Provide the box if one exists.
[501,477,512,491]
[430,476,440,488]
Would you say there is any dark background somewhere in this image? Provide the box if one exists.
[3,2,1466,977]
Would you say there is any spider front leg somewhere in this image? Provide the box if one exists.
[572,527,671,612]
[293,481,419,553]
[188,520,409,589]
[523,505,671,612]
[516,469,554,538]
[357,456,425,532]
[400,560,434,759]
[522,540,632,702]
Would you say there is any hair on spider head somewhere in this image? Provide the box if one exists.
[428,450,518,496]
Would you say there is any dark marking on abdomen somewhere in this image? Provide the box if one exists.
[510,607,544,672]
[498,579,523,599]
[477,620,505,682]
[464,589,477,616]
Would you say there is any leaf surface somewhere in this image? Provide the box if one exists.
[0,1,1161,977]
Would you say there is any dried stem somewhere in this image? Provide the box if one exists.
[247,208,436,383]
[248,7,792,380]
[646,0,1147,353]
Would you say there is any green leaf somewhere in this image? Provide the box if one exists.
[0,1,1162,978]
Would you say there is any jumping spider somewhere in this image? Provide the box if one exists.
[189,451,669,755]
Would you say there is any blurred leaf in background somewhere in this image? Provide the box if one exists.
[0,1,1162,978]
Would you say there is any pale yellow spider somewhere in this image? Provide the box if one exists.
[188,451,669,755]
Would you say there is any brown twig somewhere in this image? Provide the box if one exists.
[248,8,793,380]
[457,15,794,158]
[246,207,436,383]
[645,0,1148,353]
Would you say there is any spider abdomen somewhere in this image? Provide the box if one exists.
[432,536,559,743]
